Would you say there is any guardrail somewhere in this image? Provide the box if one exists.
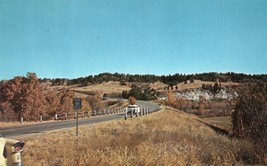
[124,105,162,120]
[17,104,162,124]
[19,107,126,124]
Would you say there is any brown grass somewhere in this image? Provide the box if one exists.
[70,81,131,94]
[21,107,258,165]
[203,116,232,130]
[149,81,168,90]
[176,80,240,91]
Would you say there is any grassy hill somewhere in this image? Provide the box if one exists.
[175,79,240,91]
[21,107,257,165]
[70,81,131,95]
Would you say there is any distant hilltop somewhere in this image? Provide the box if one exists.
[37,72,267,86]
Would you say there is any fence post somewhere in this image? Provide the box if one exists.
[65,113,68,120]
[124,109,127,120]
[20,117,23,124]
[40,115,43,122]
[75,112,77,119]
[55,114,58,120]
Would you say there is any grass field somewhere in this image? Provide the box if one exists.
[70,81,131,94]
[203,116,232,130]
[175,80,239,91]
[21,107,258,165]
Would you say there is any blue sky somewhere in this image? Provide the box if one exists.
[1,0,267,79]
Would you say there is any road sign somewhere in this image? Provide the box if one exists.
[73,98,82,110]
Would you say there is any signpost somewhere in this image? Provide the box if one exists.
[73,98,82,136]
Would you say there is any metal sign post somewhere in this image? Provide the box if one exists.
[73,98,82,136]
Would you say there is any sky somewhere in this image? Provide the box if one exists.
[1,0,267,80]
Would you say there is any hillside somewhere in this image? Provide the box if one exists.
[21,107,258,165]
[175,79,240,91]
[70,81,131,95]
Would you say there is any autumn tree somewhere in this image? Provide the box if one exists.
[0,77,23,121]
[197,95,206,115]
[0,73,48,121]
[45,90,61,117]
[232,82,267,163]
[166,91,175,106]
[57,89,74,114]
[86,93,105,111]
[128,96,136,105]
[0,73,75,121]
[19,73,48,121]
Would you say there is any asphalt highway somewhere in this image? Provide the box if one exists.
[0,101,160,138]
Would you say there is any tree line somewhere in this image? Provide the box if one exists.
[122,85,157,101]
[0,73,74,121]
[41,72,267,86]
[0,73,125,122]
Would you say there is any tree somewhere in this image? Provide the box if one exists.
[122,90,128,99]
[232,82,267,163]
[57,89,74,114]
[197,95,206,115]
[86,93,105,111]
[128,96,136,105]
[167,91,175,106]
[0,73,48,121]
[213,82,221,93]
[19,73,48,121]
[128,85,142,99]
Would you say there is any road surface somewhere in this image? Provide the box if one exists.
[0,101,160,138]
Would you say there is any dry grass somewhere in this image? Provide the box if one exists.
[203,116,232,130]
[149,81,168,90]
[21,107,257,165]
[176,80,240,91]
[0,121,53,128]
[70,81,131,94]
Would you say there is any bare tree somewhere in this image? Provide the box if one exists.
[232,82,267,163]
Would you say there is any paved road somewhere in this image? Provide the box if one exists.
[0,101,160,138]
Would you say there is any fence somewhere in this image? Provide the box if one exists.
[124,105,162,120]
[20,107,125,124]
[19,105,163,124]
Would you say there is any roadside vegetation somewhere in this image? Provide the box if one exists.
[0,73,124,122]
[22,107,260,165]
[165,82,267,164]
[231,82,267,163]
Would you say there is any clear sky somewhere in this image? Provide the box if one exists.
[1,0,267,80]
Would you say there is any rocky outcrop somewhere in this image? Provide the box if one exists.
[174,88,237,101]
